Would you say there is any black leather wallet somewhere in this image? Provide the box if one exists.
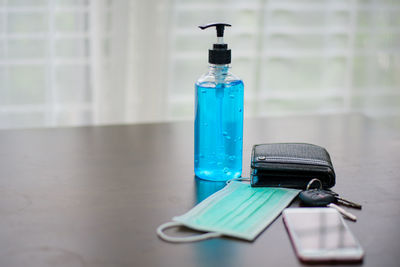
[250,143,335,189]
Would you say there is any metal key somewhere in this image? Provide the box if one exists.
[325,189,362,209]
[299,189,358,221]
[301,179,359,221]
[327,203,357,221]
[306,180,362,209]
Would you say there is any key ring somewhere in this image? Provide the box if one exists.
[306,178,322,191]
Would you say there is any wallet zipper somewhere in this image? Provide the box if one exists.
[257,156,331,167]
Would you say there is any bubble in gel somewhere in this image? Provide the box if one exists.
[229,94,235,98]
[229,156,235,161]
[239,108,242,112]
[223,131,228,136]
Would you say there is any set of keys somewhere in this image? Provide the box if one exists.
[299,179,362,221]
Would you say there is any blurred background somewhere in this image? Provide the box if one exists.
[0,0,399,129]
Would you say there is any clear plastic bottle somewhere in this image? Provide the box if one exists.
[194,64,244,181]
[194,23,244,181]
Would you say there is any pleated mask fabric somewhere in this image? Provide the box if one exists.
[157,181,300,242]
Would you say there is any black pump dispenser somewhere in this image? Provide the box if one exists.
[199,23,231,64]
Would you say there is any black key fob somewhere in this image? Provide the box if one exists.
[299,189,336,207]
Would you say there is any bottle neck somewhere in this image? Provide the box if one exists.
[208,64,230,75]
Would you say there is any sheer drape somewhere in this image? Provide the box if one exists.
[0,0,399,129]
[90,0,171,125]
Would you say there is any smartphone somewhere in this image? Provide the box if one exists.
[283,208,364,263]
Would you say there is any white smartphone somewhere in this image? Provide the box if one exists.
[282,208,364,263]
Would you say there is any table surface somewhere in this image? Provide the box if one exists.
[0,114,399,267]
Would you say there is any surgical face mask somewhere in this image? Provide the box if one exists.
[157,181,300,242]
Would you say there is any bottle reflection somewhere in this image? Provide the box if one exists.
[193,176,237,267]
[194,176,227,204]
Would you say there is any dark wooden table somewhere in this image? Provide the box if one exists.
[0,114,399,267]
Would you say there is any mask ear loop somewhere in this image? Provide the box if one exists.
[157,222,222,242]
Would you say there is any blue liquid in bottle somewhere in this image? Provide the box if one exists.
[194,67,244,181]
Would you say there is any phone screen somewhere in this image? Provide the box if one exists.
[283,208,364,262]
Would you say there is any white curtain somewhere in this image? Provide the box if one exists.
[95,0,171,124]
[0,0,399,129]
[94,0,400,124]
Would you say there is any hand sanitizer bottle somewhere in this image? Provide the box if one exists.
[194,23,244,181]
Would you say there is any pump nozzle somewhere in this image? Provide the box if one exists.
[199,23,231,38]
[199,23,232,64]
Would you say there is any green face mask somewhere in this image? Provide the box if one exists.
[157,181,300,242]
